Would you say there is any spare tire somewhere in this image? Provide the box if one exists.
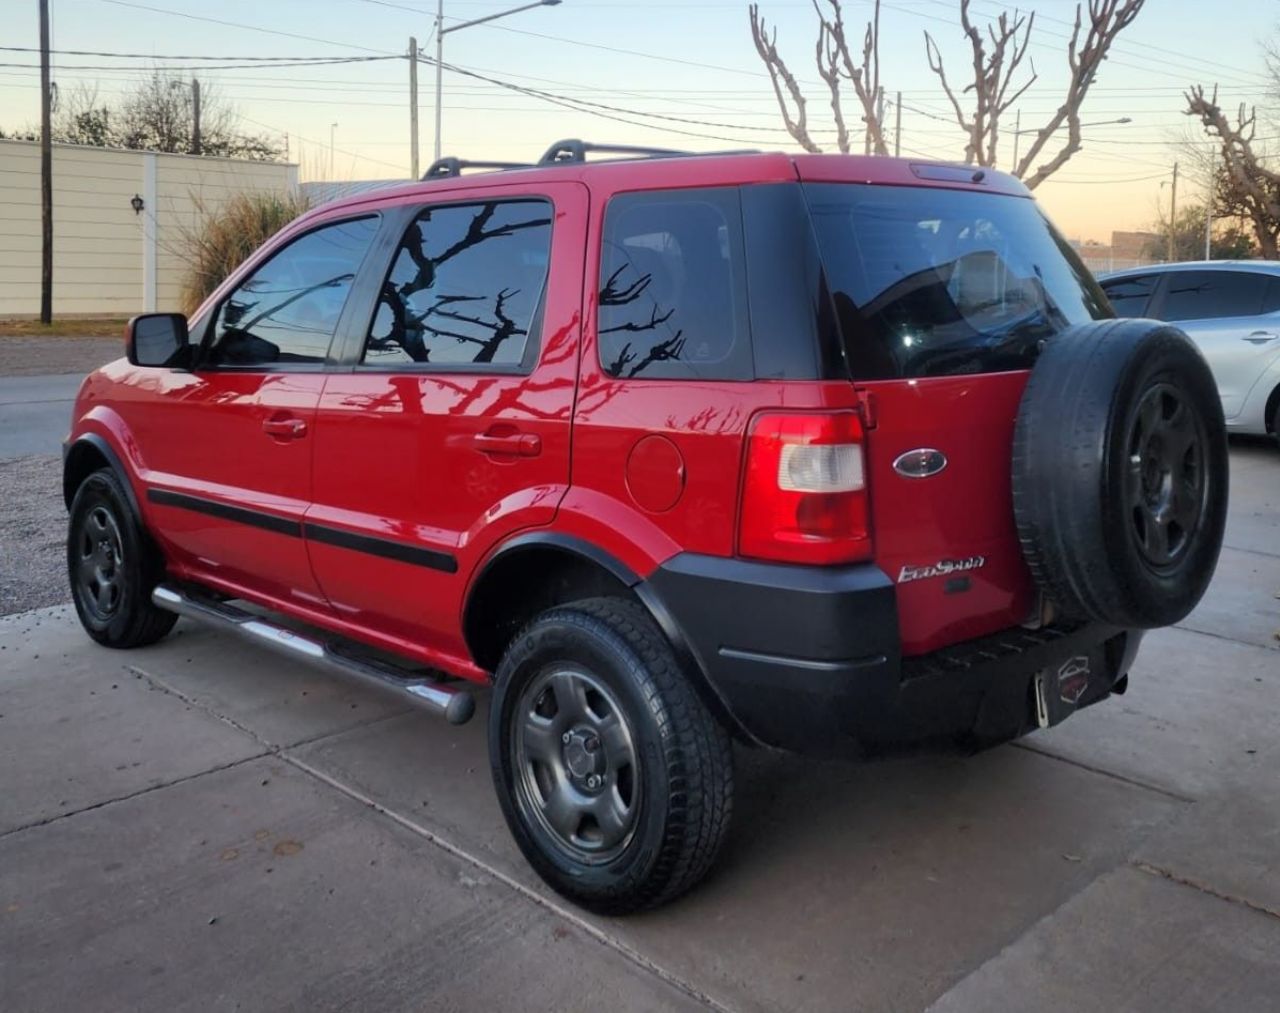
[1012,318,1227,629]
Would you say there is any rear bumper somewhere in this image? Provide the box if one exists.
[642,553,1143,756]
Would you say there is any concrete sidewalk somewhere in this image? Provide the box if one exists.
[1,442,1277,1012]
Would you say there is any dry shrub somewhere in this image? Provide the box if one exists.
[178,190,310,314]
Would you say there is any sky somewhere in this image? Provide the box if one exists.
[1,0,1276,242]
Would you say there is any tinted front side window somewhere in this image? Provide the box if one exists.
[208,216,378,366]
[598,188,752,380]
[365,200,552,369]
[805,183,1110,379]
[1101,274,1159,318]
[1159,270,1267,321]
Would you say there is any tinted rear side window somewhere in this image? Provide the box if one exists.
[598,188,752,380]
[1101,274,1159,318]
[1159,270,1267,321]
[365,199,552,369]
[804,183,1110,379]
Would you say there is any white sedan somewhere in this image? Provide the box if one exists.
[1099,261,1280,440]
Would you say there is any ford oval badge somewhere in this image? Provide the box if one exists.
[892,448,947,478]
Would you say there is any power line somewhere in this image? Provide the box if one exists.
[0,57,401,72]
[96,0,399,55]
[0,46,399,63]
[416,56,776,146]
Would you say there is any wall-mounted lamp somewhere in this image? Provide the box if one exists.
[130,194,145,215]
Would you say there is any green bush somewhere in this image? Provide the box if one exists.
[179,190,309,314]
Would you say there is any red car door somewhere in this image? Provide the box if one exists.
[306,182,586,671]
[137,214,383,608]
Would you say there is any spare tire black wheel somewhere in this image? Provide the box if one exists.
[1013,318,1227,629]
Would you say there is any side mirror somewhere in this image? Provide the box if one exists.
[127,313,190,367]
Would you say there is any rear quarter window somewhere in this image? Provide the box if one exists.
[597,188,753,381]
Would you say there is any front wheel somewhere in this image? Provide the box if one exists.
[489,597,734,914]
[67,468,177,648]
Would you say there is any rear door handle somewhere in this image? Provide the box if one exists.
[473,431,541,457]
[1244,331,1279,345]
[262,417,308,439]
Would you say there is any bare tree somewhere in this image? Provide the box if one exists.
[924,1,1036,168]
[8,69,283,160]
[1185,85,1280,257]
[748,0,1146,189]
[115,70,280,160]
[749,0,887,155]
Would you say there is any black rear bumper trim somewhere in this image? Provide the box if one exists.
[643,551,1144,757]
[718,645,888,673]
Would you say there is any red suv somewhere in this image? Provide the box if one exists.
[64,140,1227,913]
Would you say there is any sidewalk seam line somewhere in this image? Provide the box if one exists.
[0,751,270,841]
[1170,622,1280,651]
[281,752,733,1013]
[1010,742,1197,803]
[126,663,409,753]
[1134,861,1280,922]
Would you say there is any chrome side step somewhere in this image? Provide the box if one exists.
[151,584,476,725]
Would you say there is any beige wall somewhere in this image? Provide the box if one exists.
[0,140,297,317]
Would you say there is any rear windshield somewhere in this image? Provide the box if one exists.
[804,182,1110,379]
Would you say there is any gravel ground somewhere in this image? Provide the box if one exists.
[1,336,123,377]
[1,455,66,616]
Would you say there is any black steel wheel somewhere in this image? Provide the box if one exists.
[73,503,126,623]
[67,468,176,648]
[1124,383,1209,570]
[511,665,641,864]
[489,597,733,915]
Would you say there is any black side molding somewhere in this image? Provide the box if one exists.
[303,523,457,574]
[147,488,301,537]
[146,488,458,573]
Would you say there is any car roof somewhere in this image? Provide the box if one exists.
[301,150,1032,224]
[1101,260,1280,282]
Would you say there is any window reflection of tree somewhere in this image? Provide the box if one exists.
[368,202,551,366]
[598,262,685,378]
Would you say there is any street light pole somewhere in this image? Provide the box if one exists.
[432,0,562,161]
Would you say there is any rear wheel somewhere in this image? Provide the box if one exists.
[67,469,176,648]
[489,597,733,914]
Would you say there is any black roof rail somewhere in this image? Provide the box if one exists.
[538,139,691,164]
[422,157,534,180]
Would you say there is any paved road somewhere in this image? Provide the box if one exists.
[0,374,82,459]
[1,445,1277,1011]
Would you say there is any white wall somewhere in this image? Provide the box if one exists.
[0,140,297,317]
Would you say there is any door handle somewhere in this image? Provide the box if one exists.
[473,431,541,457]
[262,417,308,439]
[1244,331,1279,345]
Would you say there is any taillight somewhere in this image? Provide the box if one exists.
[738,412,871,565]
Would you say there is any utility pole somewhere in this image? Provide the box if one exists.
[894,90,901,158]
[330,122,338,179]
[39,0,53,325]
[1011,109,1021,170]
[191,77,202,156]
[1204,146,1214,261]
[409,37,419,179]
[435,0,444,161]
[1167,161,1179,262]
